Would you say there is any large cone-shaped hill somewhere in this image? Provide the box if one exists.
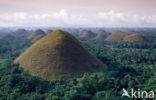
[106,30,147,42]
[14,29,106,81]
[28,29,46,42]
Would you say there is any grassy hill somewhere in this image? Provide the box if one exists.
[28,29,46,42]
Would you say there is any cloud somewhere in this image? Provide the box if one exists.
[0,9,156,27]
[98,10,126,21]
[97,10,156,27]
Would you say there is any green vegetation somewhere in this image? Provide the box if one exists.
[0,28,156,100]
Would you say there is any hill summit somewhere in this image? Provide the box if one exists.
[106,30,147,42]
[28,29,46,42]
[14,29,106,81]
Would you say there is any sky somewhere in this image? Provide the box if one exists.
[0,0,156,27]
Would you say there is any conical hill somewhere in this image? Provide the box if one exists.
[14,29,106,81]
[106,30,127,41]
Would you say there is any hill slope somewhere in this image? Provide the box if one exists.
[14,29,106,81]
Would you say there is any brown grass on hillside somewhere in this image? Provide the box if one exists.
[14,29,106,81]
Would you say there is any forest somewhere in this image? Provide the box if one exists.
[0,28,156,100]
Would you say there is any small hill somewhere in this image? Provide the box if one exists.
[106,30,127,41]
[95,34,106,40]
[79,30,96,39]
[14,29,106,81]
[28,29,46,42]
[106,30,148,42]
[123,34,148,42]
